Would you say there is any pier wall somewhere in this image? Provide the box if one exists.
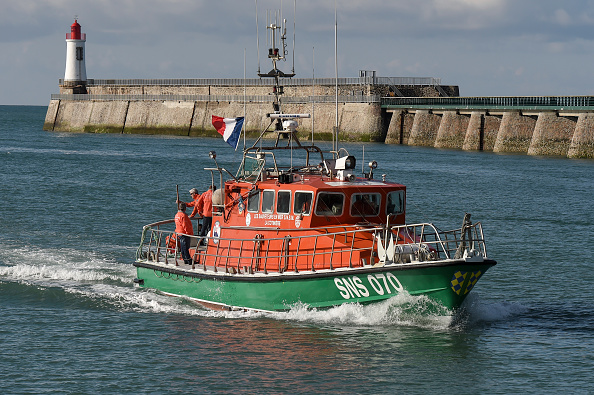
[45,98,384,141]
[45,81,454,142]
[569,114,594,158]
[44,82,594,158]
[384,109,594,158]
[435,111,470,149]
[493,111,537,153]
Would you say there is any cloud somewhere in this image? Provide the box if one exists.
[553,8,572,25]
[3,0,594,104]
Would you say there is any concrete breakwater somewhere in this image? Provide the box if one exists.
[44,97,387,141]
[44,77,455,142]
[44,81,594,158]
[384,108,594,159]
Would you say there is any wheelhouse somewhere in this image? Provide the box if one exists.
[220,178,406,230]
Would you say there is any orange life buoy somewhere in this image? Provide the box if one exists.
[165,234,177,254]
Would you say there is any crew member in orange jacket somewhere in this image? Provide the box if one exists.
[185,188,201,218]
[196,185,215,244]
[175,202,194,265]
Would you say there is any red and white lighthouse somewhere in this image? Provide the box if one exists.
[63,18,87,93]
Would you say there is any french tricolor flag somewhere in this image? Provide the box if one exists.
[212,115,245,150]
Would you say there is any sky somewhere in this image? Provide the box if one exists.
[2,0,594,105]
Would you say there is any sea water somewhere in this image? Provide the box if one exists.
[1,105,593,394]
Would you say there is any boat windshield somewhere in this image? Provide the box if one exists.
[277,191,291,214]
[247,190,260,212]
[236,155,265,182]
[386,190,405,215]
[261,190,275,213]
[351,193,381,217]
[294,191,313,215]
[315,192,344,216]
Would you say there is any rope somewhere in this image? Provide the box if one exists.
[136,226,152,259]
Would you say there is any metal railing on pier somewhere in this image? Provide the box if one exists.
[381,96,594,110]
[50,93,381,104]
[62,76,441,87]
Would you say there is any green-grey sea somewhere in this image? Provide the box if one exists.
[1,105,592,394]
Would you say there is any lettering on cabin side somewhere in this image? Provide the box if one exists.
[334,273,404,299]
[254,213,295,221]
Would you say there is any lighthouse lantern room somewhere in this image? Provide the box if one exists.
[61,18,87,94]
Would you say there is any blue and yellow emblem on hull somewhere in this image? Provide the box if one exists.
[450,270,483,295]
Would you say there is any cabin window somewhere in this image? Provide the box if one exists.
[351,193,381,217]
[277,191,291,214]
[261,190,275,213]
[247,190,260,213]
[386,190,405,215]
[294,191,313,215]
[315,192,344,216]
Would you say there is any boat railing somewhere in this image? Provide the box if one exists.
[136,219,489,274]
[387,221,487,261]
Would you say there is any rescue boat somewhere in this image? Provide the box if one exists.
[132,14,496,312]
[133,120,496,312]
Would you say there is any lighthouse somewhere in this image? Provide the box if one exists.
[62,18,87,94]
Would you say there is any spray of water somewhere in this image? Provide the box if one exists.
[0,243,526,330]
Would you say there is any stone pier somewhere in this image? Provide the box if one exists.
[44,82,594,158]
[568,114,594,159]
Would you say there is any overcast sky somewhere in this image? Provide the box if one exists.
[2,0,594,105]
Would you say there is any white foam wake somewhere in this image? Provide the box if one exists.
[0,243,521,328]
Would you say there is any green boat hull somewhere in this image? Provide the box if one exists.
[134,259,496,312]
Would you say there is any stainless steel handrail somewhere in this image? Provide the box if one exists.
[61,76,441,87]
[136,221,488,274]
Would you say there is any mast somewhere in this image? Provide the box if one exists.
[258,6,295,136]
[255,0,260,75]
[334,0,339,152]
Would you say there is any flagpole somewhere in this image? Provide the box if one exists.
[243,47,247,151]
[312,46,315,145]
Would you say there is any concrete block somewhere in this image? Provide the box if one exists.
[384,110,405,144]
[568,113,594,159]
[86,101,128,133]
[408,110,442,147]
[493,111,536,153]
[463,112,501,151]
[43,100,60,131]
[124,101,194,135]
[53,100,94,132]
[435,111,469,149]
[528,112,575,156]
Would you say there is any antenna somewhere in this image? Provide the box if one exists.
[292,0,296,74]
[244,47,247,151]
[255,0,260,74]
[254,0,300,146]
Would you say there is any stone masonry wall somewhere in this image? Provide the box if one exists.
[45,82,594,158]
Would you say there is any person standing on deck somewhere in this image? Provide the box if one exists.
[196,185,215,245]
[175,202,194,265]
[184,188,201,218]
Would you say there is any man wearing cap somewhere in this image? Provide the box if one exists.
[185,188,201,218]
[175,202,194,265]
